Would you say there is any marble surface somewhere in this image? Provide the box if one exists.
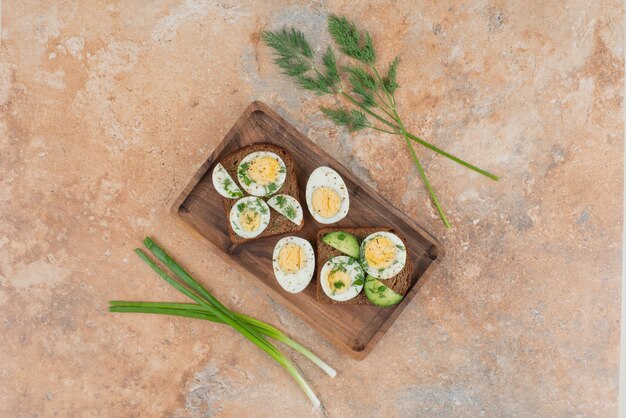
[0,1,623,416]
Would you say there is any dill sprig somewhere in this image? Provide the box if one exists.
[328,15,376,64]
[261,28,339,95]
[261,27,312,76]
[382,57,399,96]
[320,107,370,132]
[343,65,377,107]
[263,15,499,228]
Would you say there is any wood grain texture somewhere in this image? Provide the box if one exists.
[171,101,444,360]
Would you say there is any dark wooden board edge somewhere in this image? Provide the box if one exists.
[170,101,445,360]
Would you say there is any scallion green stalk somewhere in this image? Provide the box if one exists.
[109,301,336,378]
[110,238,335,406]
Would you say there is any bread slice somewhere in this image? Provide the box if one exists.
[316,227,413,305]
[218,143,303,246]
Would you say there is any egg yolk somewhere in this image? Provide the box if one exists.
[328,269,351,294]
[278,243,304,274]
[364,236,396,269]
[239,209,260,232]
[312,187,341,218]
[247,156,279,185]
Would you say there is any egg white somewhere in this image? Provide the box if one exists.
[320,255,365,302]
[272,236,315,293]
[229,196,271,239]
[237,151,287,197]
[212,163,244,199]
[266,194,303,226]
[359,231,407,280]
[305,166,350,224]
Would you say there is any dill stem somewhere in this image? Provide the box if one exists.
[391,107,451,228]
[372,126,400,135]
[340,91,396,129]
[339,91,499,181]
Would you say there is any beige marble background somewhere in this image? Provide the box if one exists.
[0,1,623,417]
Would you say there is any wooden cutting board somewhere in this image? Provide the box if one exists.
[171,101,443,360]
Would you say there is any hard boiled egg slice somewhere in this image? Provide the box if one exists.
[272,236,315,293]
[305,166,349,224]
[212,163,244,199]
[229,196,270,239]
[320,255,365,302]
[267,194,303,226]
[237,151,287,197]
[359,231,407,280]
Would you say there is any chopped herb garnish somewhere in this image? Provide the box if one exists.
[353,278,363,286]
[275,195,287,206]
[254,199,268,214]
[337,233,346,241]
[284,206,296,219]
[333,281,345,289]
[377,285,386,292]
[237,163,252,186]
[237,202,245,212]
[396,244,404,250]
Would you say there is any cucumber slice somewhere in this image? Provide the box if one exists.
[364,275,403,307]
[321,231,360,258]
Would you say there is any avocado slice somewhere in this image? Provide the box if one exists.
[364,275,403,307]
[322,231,360,258]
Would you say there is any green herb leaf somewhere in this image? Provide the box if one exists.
[284,206,296,219]
[322,46,340,86]
[337,233,346,241]
[377,285,386,292]
[262,27,313,77]
[343,65,376,107]
[328,15,376,64]
[262,15,501,229]
[297,74,333,95]
[320,106,369,132]
[262,28,337,95]
[333,281,345,289]
[353,278,364,286]
[382,56,399,95]
[254,198,268,214]
[275,195,287,206]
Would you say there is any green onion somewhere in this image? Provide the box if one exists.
[109,301,337,378]
[109,237,336,406]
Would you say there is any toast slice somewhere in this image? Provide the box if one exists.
[316,227,413,305]
[218,143,303,246]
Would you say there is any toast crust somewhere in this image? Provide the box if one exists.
[316,227,413,305]
[218,143,303,246]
